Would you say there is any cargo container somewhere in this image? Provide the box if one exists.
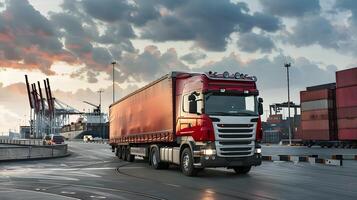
[300,84,335,102]
[337,106,357,118]
[109,71,264,176]
[297,67,357,147]
[336,67,357,143]
[336,67,357,88]
[298,83,338,146]
[262,130,281,144]
[267,114,282,124]
[301,109,332,121]
[338,129,357,140]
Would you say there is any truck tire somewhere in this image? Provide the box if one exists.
[116,146,123,159]
[122,146,127,161]
[180,148,199,176]
[150,147,169,169]
[126,147,135,162]
[233,166,251,174]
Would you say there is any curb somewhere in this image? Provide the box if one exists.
[262,155,345,166]
[0,152,71,162]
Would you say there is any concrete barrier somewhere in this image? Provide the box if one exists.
[0,139,69,161]
[262,154,343,166]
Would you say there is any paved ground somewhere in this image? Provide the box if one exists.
[0,142,357,200]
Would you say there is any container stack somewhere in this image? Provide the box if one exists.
[336,67,357,140]
[300,83,337,141]
[262,130,281,144]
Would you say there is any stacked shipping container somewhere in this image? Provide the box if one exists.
[336,68,357,140]
[300,83,337,141]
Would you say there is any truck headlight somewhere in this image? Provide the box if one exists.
[255,148,261,154]
[202,149,216,156]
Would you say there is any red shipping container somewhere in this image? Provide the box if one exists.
[338,128,357,140]
[301,109,331,121]
[267,114,283,124]
[337,106,357,119]
[300,89,332,102]
[336,86,357,108]
[336,67,357,88]
[301,130,332,140]
[301,120,330,130]
[338,118,357,129]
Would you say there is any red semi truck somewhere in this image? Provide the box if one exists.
[109,71,263,176]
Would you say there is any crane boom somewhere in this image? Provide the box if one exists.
[83,101,99,109]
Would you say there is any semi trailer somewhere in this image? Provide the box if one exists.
[109,71,263,176]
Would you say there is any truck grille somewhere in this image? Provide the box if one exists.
[213,120,256,157]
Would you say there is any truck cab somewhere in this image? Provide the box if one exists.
[174,71,263,175]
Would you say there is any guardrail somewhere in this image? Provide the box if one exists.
[0,139,69,161]
[0,139,43,146]
[67,139,109,144]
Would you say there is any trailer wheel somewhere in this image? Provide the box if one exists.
[180,148,199,176]
[233,166,251,174]
[150,147,168,169]
[126,147,135,162]
[116,147,123,159]
[122,146,127,161]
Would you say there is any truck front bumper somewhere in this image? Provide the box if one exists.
[195,153,262,168]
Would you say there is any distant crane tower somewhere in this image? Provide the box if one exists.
[25,75,83,138]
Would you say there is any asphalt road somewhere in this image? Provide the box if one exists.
[0,142,357,200]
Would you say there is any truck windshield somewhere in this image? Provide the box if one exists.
[205,94,258,116]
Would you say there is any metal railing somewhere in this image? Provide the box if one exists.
[67,139,109,144]
[0,139,43,146]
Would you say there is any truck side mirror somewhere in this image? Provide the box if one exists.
[258,97,263,115]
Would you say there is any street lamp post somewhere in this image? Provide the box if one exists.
[111,61,117,104]
[98,90,104,139]
[284,63,292,145]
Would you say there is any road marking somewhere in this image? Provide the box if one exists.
[61,191,76,195]
[164,183,181,188]
[90,195,107,199]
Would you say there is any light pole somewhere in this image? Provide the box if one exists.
[284,63,292,145]
[111,61,117,104]
[98,90,104,139]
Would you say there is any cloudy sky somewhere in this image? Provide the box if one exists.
[0,0,356,133]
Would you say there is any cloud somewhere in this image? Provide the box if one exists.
[0,0,77,75]
[237,32,276,53]
[285,15,349,49]
[335,0,357,27]
[140,0,281,51]
[260,0,321,17]
[82,0,132,22]
[180,51,207,64]
[199,53,336,90]
[117,45,189,82]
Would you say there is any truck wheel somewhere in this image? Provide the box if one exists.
[150,147,169,169]
[122,146,127,161]
[126,147,135,162]
[116,147,123,159]
[233,166,251,174]
[180,148,199,176]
